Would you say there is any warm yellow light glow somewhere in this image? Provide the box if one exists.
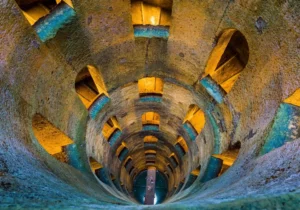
[148,166,156,170]
[145,150,157,154]
[87,65,108,96]
[75,65,108,108]
[22,4,50,25]
[21,0,74,26]
[116,142,127,157]
[32,114,73,155]
[212,149,239,167]
[56,0,74,8]
[124,156,132,165]
[138,77,163,96]
[220,72,240,93]
[191,168,200,176]
[131,1,171,26]
[144,135,158,143]
[204,29,249,93]
[176,136,188,153]
[102,117,120,140]
[183,105,205,134]
[169,153,179,164]
[142,112,160,125]
[150,16,156,25]
[205,29,237,76]
[89,157,102,172]
[284,88,300,107]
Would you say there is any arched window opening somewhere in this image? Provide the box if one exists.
[164,171,170,179]
[32,114,74,163]
[89,157,111,185]
[146,160,156,166]
[120,182,127,194]
[145,150,157,160]
[169,153,179,168]
[144,136,158,143]
[201,142,240,183]
[175,179,184,193]
[89,157,102,172]
[200,156,222,183]
[131,0,172,38]
[167,164,173,173]
[183,105,205,141]
[102,117,122,147]
[124,156,133,171]
[174,136,188,158]
[200,29,249,103]
[16,0,75,42]
[212,141,240,176]
[261,89,300,155]
[138,77,164,102]
[144,135,158,148]
[184,165,201,189]
[75,66,110,119]
[142,112,160,131]
[129,166,136,176]
[116,142,129,162]
[110,174,121,191]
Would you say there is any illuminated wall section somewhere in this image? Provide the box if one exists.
[169,153,179,168]
[183,105,205,141]
[124,157,133,172]
[200,142,240,183]
[102,117,122,147]
[174,136,188,158]
[138,77,164,102]
[17,0,75,42]
[116,142,129,162]
[145,150,157,162]
[89,157,111,185]
[260,89,300,155]
[110,174,122,191]
[167,163,173,173]
[212,145,240,176]
[89,157,102,172]
[75,65,110,119]
[200,156,223,183]
[200,29,249,103]
[144,136,158,148]
[184,166,201,189]
[131,1,172,38]
[32,114,74,163]
[142,112,160,131]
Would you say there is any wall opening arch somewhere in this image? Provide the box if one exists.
[183,105,205,141]
[32,114,74,163]
[201,141,241,183]
[131,0,172,38]
[16,0,75,42]
[184,165,201,189]
[89,157,111,186]
[144,135,158,148]
[142,112,160,131]
[75,65,110,119]
[138,77,164,102]
[174,136,188,158]
[200,29,249,103]
[102,117,122,147]
[169,153,179,168]
[116,142,129,162]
